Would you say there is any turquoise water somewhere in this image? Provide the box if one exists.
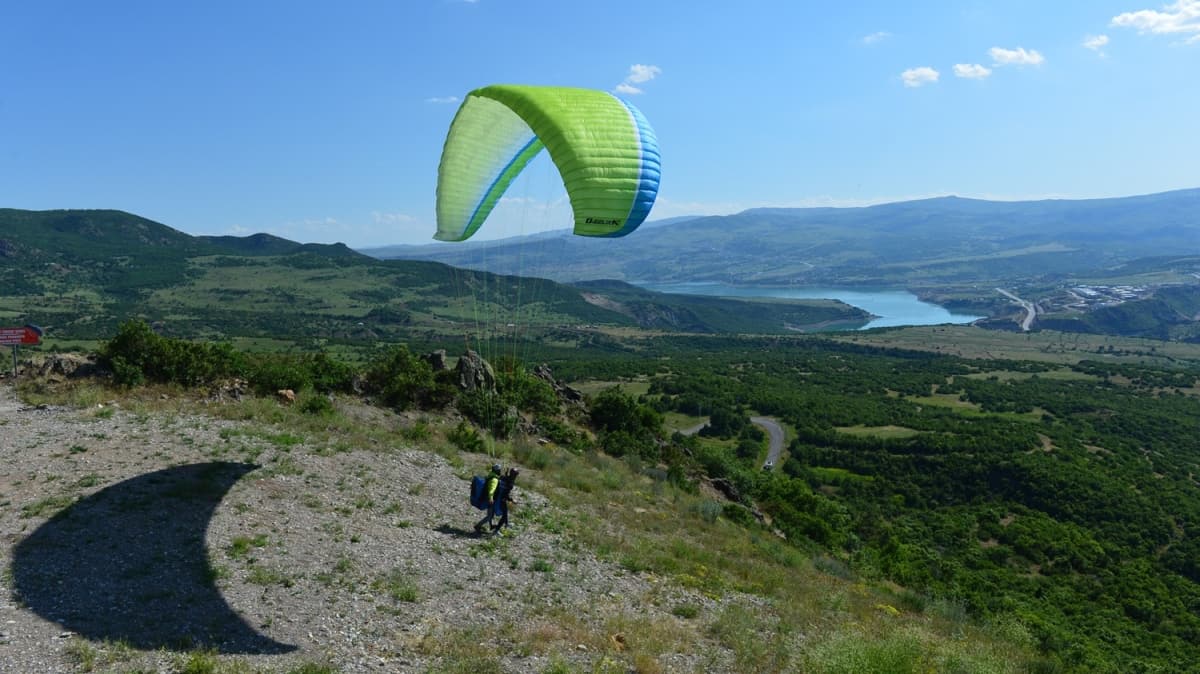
[635,282,984,330]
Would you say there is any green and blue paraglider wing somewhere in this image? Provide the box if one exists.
[435,85,660,242]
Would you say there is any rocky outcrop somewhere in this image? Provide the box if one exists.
[532,363,584,406]
[422,349,448,372]
[710,477,742,503]
[207,378,247,402]
[455,350,495,392]
[38,354,99,380]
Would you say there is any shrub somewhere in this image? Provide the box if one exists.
[401,420,432,443]
[494,363,557,415]
[723,503,759,527]
[448,421,485,453]
[534,414,585,448]
[457,390,507,437]
[101,320,244,387]
[672,603,701,619]
[246,355,313,395]
[109,355,144,388]
[304,352,358,393]
[695,500,723,523]
[299,394,335,417]
[363,345,435,411]
[590,387,663,458]
[512,439,552,470]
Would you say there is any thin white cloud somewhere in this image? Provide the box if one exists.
[615,64,661,95]
[372,211,416,225]
[953,63,992,79]
[1083,34,1111,52]
[901,66,939,87]
[1112,0,1200,43]
[425,96,460,104]
[862,31,891,45]
[990,46,1045,66]
[626,64,661,84]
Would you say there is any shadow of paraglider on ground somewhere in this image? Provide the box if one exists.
[12,462,295,654]
[434,523,484,539]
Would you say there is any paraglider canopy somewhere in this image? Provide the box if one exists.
[435,85,661,242]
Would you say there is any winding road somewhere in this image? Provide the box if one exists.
[679,415,785,471]
[751,416,785,470]
[997,288,1037,331]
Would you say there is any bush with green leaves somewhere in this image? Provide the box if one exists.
[493,360,558,415]
[589,386,663,458]
[246,355,314,395]
[304,352,359,393]
[534,413,588,450]
[363,344,437,411]
[456,362,560,438]
[102,319,244,387]
[299,394,335,416]
[455,389,508,437]
[240,352,357,396]
[699,404,748,439]
[447,421,485,453]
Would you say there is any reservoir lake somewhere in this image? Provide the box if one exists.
[635,282,984,330]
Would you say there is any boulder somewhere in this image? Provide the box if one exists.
[709,477,742,503]
[208,378,247,402]
[532,363,584,404]
[455,350,496,392]
[38,354,97,379]
[422,349,448,372]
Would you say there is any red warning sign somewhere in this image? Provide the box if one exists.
[0,325,42,345]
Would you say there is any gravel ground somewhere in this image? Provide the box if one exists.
[0,383,739,673]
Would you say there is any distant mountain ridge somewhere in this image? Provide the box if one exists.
[0,208,368,262]
[0,207,867,340]
[367,188,1200,286]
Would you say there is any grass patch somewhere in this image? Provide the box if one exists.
[74,473,103,489]
[808,467,874,486]
[246,564,294,587]
[835,424,920,439]
[63,638,98,671]
[175,649,221,674]
[226,534,268,559]
[373,566,419,603]
[671,603,700,619]
[21,494,75,518]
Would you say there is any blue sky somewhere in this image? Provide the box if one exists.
[2,1,1197,247]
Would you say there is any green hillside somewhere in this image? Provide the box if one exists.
[549,334,1200,672]
[573,280,870,333]
[14,321,1200,672]
[0,208,865,342]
